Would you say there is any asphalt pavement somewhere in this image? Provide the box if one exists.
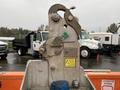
[0,52,120,71]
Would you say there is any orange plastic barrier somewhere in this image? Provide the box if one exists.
[0,72,24,90]
[86,72,120,90]
[1,71,120,90]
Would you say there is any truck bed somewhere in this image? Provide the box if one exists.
[13,39,28,48]
[12,32,34,50]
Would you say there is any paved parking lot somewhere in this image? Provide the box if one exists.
[0,52,120,71]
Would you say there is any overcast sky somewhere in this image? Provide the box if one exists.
[0,0,120,32]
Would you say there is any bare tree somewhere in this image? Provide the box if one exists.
[37,24,45,31]
[107,23,120,34]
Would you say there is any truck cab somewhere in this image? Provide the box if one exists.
[78,30,102,58]
[32,31,48,57]
[33,31,48,51]
[0,41,8,59]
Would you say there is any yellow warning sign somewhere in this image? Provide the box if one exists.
[64,58,76,68]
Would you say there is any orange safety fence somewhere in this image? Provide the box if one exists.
[1,71,120,90]
[86,71,120,90]
[0,72,24,90]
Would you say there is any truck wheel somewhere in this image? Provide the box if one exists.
[1,54,7,59]
[80,47,90,58]
[17,48,27,56]
[17,48,23,56]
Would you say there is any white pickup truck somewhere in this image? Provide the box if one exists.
[0,41,8,59]
[78,30,102,58]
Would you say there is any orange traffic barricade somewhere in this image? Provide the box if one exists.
[0,72,24,90]
[86,71,120,90]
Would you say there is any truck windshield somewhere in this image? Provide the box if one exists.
[42,32,48,41]
[80,31,90,39]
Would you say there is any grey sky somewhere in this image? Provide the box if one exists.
[0,0,120,32]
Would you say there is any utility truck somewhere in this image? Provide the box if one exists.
[90,32,120,53]
[12,31,48,58]
[0,41,8,59]
[79,30,102,58]
[13,30,102,58]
